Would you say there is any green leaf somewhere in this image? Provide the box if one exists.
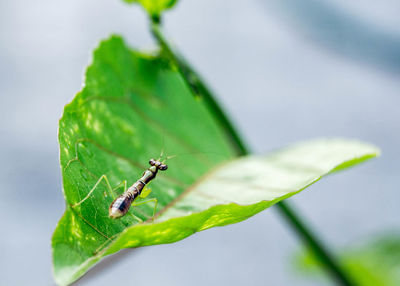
[123,0,177,17]
[52,35,380,285]
[295,233,400,286]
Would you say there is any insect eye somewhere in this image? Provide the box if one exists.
[160,164,168,170]
[149,159,155,166]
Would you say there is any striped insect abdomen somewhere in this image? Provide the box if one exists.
[109,194,134,219]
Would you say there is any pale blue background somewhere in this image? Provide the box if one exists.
[0,0,399,285]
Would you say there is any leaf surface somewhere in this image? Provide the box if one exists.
[52,36,379,285]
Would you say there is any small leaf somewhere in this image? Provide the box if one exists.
[295,233,400,286]
[52,35,379,285]
[123,0,177,17]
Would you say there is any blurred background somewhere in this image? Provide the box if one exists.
[0,0,399,285]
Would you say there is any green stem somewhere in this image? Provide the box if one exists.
[150,23,247,156]
[150,20,355,286]
[277,201,354,286]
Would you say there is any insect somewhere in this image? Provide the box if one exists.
[109,158,167,219]
[70,157,169,222]
[67,138,221,224]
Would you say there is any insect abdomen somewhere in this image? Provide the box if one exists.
[108,159,167,219]
[109,194,134,219]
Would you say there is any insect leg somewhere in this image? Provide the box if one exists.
[110,180,127,197]
[71,174,113,207]
[138,186,152,199]
[129,213,144,223]
[132,198,159,219]
[71,175,126,208]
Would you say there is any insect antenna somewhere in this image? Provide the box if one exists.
[158,150,229,165]
[161,154,177,164]
[157,133,166,161]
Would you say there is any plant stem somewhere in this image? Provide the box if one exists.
[150,21,355,286]
[150,23,247,156]
[277,202,354,286]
